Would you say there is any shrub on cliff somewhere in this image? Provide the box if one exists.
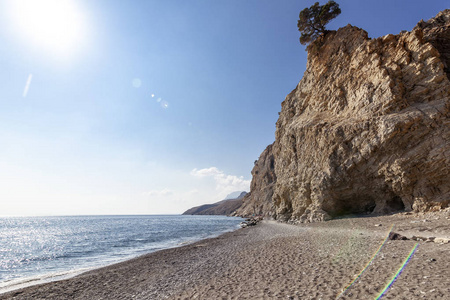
[297,1,341,45]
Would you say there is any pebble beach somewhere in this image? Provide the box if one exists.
[1,210,449,299]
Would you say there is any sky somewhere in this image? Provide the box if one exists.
[0,0,447,216]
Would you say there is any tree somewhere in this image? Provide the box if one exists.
[297,1,341,45]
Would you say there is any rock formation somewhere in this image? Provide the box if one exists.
[247,10,450,223]
[234,144,276,217]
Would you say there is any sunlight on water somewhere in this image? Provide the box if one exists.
[0,215,242,293]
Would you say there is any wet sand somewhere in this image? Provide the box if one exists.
[1,210,449,299]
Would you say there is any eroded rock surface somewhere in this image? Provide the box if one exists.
[234,144,276,217]
[250,11,450,223]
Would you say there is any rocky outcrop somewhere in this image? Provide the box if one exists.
[418,10,450,79]
[233,144,276,217]
[182,192,247,215]
[251,10,450,223]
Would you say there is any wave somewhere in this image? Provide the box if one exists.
[0,267,92,295]
[0,215,243,295]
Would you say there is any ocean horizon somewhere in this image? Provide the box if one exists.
[0,214,243,294]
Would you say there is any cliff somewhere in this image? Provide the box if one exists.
[182,192,247,215]
[233,144,276,217]
[247,10,450,223]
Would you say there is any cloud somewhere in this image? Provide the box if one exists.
[186,189,199,195]
[190,167,250,196]
[190,167,222,177]
[143,188,173,197]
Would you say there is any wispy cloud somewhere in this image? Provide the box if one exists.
[190,167,222,177]
[143,188,173,197]
[190,167,250,196]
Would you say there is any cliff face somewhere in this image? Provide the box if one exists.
[234,144,276,217]
[252,10,450,222]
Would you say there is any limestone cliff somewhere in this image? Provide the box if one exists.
[251,10,450,222]
[234,144,276,217]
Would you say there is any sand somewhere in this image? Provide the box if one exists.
[1,210,449,299]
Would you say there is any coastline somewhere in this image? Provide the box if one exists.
[0,216,243,296]
[1,211,449,299]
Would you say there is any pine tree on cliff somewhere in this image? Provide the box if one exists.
[297,1,341,45]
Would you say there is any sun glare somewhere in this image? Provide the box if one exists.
[8,0,86,59]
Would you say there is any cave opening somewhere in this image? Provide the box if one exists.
[385,195,405,212]
[328,194,405,218]
[327,196,377,218]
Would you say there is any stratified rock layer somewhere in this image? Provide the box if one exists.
[265,10,449,222]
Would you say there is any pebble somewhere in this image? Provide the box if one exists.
[434,237,450,244]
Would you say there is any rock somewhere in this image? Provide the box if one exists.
[234,144,276,218]
[248,10,450,223]
[375,224,382,227]
[388,232,408,240]
[434,237,450,244]
[240,217,263,227]
[412,235,427,241]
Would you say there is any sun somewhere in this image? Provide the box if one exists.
[7,0,87,59]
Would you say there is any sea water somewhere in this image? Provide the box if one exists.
[0,215,243,293]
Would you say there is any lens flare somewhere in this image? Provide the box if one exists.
[132,78,142,88]
[161,101,169,109]
[375,243,419,299]
[8,0,87,59]
[22,74,33,98]
[336,224,394,299]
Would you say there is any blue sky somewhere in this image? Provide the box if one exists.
[0,0,447,216]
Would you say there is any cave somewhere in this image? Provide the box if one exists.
[384,195,405,212]
[326,193,406,218]
[325,195,377,218]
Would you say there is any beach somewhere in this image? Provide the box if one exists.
[1,210,449,299]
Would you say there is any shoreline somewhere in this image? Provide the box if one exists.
[1,211,449,299]
[0,218,243,296]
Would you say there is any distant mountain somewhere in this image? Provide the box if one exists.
[182,191,247,215]
[224,191,247,200]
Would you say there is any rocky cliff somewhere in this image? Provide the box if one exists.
[247,10,450,223]
[233,144,276,217]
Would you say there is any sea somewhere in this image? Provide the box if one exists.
[0,215,243,294]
